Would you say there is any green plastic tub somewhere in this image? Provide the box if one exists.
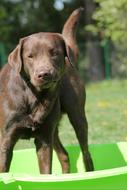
[0,142,127,190]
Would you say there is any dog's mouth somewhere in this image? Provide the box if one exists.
[31,76,59,90]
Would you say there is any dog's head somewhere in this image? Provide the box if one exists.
[8,32,73,91]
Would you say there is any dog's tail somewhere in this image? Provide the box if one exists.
[62,7,84,64]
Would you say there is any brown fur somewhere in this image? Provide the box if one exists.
[0,8,94,174]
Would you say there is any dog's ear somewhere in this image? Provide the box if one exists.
[8,38,24,73]
[65,44,75,67]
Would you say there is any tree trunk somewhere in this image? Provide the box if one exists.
[84,0,105,81]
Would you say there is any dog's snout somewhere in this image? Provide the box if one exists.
[35,70,52,81]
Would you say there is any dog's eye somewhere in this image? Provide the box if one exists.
[28,54,33,59]
[50,49,58,57]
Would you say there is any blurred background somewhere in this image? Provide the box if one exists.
[0,0,127,147]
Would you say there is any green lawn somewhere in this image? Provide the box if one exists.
[86,79,127,144]
[15,79,127,149]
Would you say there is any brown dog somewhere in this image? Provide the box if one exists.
[0,8,94,174]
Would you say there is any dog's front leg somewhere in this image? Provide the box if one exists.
[0,129,18,172]
[34,130,53,174]
[34,98,60,174]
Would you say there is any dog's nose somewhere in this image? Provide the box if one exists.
[36,71,52,81]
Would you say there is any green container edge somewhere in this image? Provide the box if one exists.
[0,142,127,190]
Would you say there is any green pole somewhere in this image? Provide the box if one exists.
[0,42,6,67]
[103,38,111,79]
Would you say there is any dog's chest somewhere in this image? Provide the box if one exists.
[25,87,55,124]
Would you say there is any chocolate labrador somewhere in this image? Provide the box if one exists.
[0,8,94,174]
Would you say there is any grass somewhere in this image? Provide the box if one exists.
[15,79,127,149]
[86,79,127,144]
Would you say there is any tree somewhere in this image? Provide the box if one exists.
[91,0,127,43]
[0,0,83,52]
[86,0,127,78]
[84,0,105,81]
